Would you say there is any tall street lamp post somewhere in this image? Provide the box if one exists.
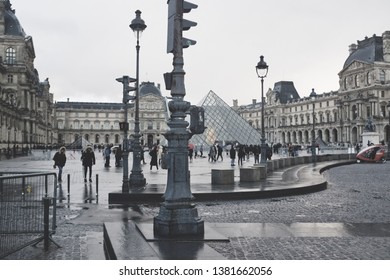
[256,55,269,165]
[129,10,146,188]
[154,0,203,237]
[310,88,317,163]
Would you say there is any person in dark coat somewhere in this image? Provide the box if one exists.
[230,145,236,166]
[216,144,223,161]
[266,144,273,160]
[238,145,245,166]
[149,145,159,170]
[81,145,96,182]
[253,145,260,164]
[53,147,66,182]
[103,145,111,167]
[115,145,122,167]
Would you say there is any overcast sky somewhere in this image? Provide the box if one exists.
[11,0,390,106]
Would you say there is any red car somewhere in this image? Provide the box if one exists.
[356,144,387,163]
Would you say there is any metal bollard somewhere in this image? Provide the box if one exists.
[67,174,70,200]
[95,174,99,202]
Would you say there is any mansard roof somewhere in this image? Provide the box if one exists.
[273,81,300,104]
[139,82,162,97]
[3,0,26,37]
[343,34,383,69]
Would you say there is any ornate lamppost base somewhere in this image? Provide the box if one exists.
[154,203,204,237]
[129,175,146,188]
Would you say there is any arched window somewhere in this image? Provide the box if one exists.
[356,74,361,88]
[5,47,16,64]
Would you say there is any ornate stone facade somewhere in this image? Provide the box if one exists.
[0,0,55,153]
[236,31,390,148]
[54,82,169,148]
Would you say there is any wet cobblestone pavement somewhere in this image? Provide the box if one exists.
[1,154,389,260]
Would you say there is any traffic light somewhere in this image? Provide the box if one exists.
[116,76,137,104]
[189,105,206,135]
[119,122,129,131]
[167,0,198,54]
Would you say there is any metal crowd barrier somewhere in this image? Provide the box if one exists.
[0,172,60,259]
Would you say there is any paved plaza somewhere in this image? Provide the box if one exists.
[1,149,389,260]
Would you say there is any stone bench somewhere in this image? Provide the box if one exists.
[211,169,234,185]
[240,167,261,182]
[252,165,267,179]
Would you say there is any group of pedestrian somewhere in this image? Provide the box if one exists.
[52,144,100,184]
[52,140,276,183]
[207,144,223,162]
[228,143,272,166]
[228,144,247,166]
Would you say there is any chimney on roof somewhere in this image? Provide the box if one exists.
[252,99,257,105]
[349,43,357,55]
[233,99,238,107]
[383,31,390,62]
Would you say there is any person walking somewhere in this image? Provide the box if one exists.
[115,145,122,167]
[81,145,96,182]
[149,145,159,170]
[230,145,236,166]
[238,145,245,166]
[103,145,111,167]
[188,145,194,163]
[53,146,66,182]
[216,144,223,161]
[266,144,273,160]
[253,145,260,164]
[141,145,146,164]
[208,145,216,162]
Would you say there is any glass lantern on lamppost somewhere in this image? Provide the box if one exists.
[256,55,269,165]
[129,10,146,188]
[309,88,317,163]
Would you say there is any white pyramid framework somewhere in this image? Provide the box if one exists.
[191,90,262,148]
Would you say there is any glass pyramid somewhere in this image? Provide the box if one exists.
[191,90,262,148]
